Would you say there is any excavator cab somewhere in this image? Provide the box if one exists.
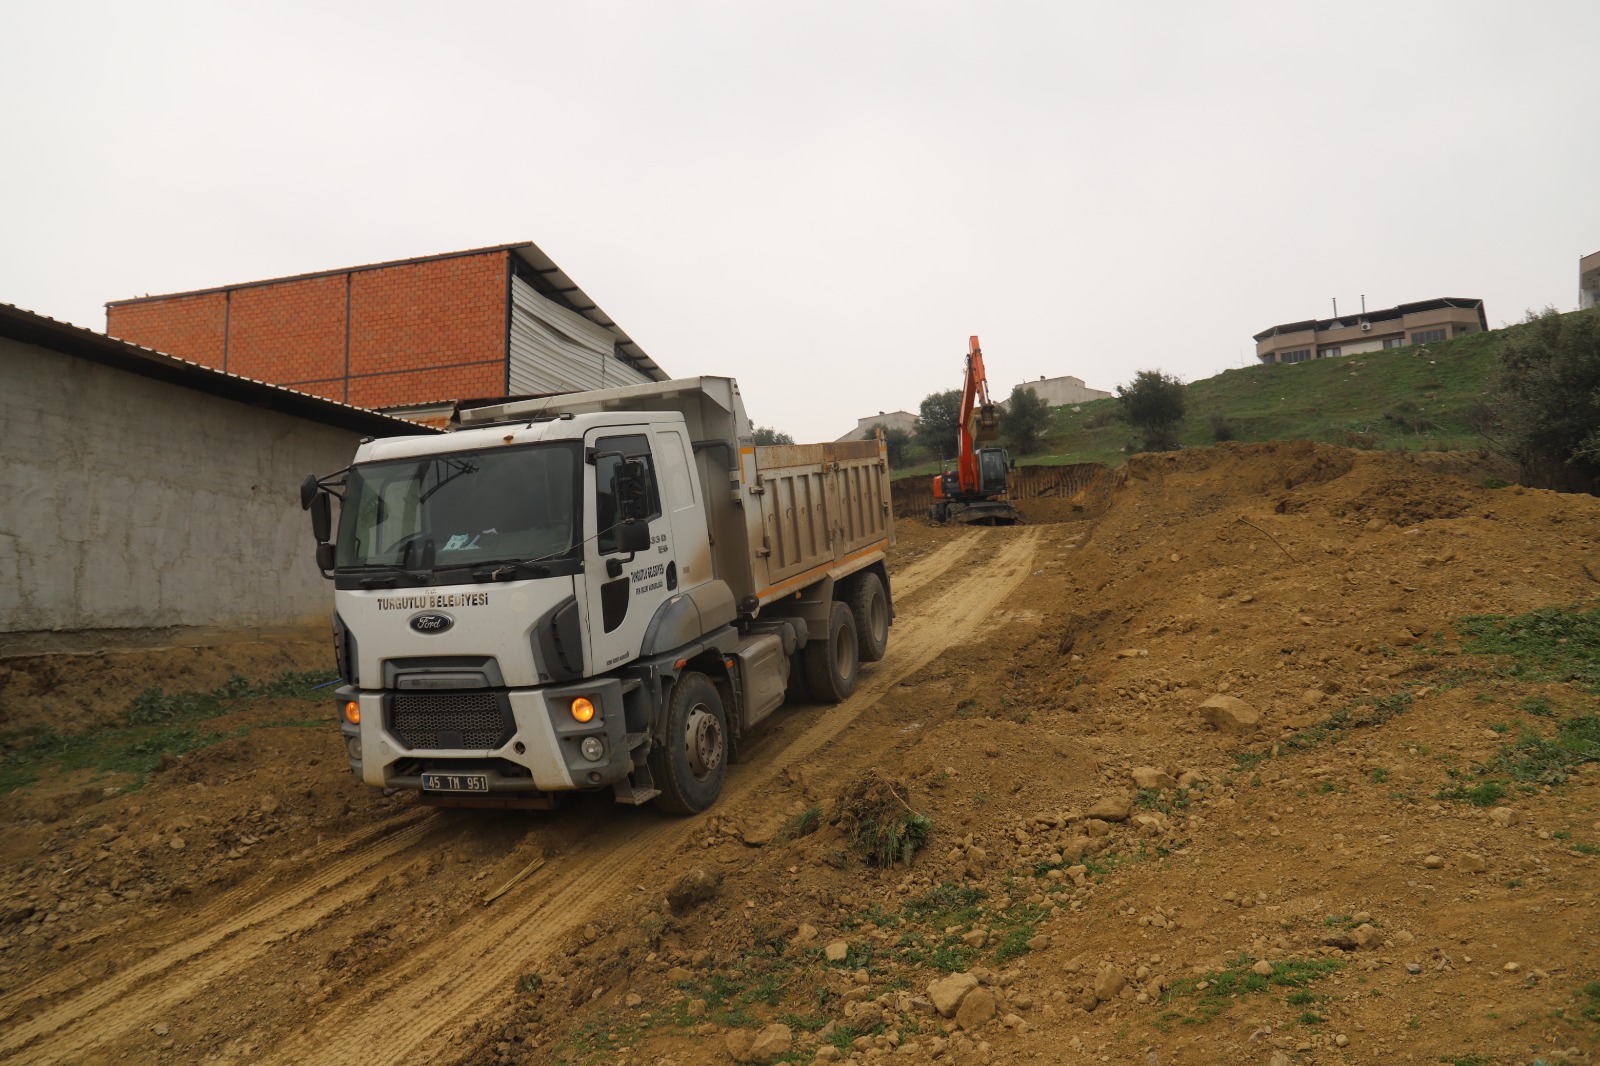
[976,447,1008,495]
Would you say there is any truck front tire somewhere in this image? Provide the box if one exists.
[650,672,728,815]
[805,601,859,703]
[845,572,889,663]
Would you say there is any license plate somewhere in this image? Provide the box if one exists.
[422,773,489,793]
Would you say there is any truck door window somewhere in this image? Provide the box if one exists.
[594,435,661,554]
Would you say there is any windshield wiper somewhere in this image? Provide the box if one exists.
[468,559,553,582]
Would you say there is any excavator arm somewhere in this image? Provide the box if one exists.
[957,336,1001,493]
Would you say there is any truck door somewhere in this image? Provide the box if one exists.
[584,431,676,674]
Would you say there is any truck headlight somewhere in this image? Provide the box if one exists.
[345,736,362,762]
[570,696,596,723]
[580,736,605,762]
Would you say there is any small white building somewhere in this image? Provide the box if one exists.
[837,410,918,442]
[1006,375,1112,407]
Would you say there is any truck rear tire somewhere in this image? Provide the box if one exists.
[804,601,859,703]
[845,572,889,663]
[649,671,727,815]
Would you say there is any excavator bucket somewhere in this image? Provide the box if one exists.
[971,403,1000,443]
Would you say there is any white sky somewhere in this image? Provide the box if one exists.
[4,1,1597,442]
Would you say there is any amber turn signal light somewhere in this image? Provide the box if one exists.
[343,700,360,725]
[570,696,596,723]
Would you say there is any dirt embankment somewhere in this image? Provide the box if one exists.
[2,441,1599,1066]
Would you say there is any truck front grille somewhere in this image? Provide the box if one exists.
[389,692,512,750]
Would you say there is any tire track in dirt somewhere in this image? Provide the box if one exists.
[884,529,981,601]
[259,527,1039,1066]
[0,809,439,1064]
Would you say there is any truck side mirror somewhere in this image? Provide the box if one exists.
[310,492,333,544]
[316,542,336,572]
[617,519,651,554]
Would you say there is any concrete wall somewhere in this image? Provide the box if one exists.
[0,336,366,640]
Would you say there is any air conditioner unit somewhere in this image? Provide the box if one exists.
[1360,322,1372,331]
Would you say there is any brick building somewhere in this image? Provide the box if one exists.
[1253,297,1486,365]
[105,242,666,418]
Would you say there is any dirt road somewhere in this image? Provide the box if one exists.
[0,527,1038,1065]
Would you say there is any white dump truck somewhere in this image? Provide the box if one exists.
[300,377,894,814]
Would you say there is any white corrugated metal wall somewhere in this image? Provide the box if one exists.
[508,276,652,394]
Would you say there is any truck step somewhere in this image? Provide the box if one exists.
[612,781,661,806]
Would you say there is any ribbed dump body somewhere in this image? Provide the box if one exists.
[749,440,892,597]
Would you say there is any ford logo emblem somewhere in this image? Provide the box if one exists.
[409,612,454,634]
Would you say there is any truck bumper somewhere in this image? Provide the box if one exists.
[340,679,637,795]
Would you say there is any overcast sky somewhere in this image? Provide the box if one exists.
[4,1,1597,442]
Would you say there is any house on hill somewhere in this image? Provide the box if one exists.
[837,411,917,442]
[1253,297,1486,365]
[104,242,667,426]
[1581,250,1600,311]
[1007,374,1111,406]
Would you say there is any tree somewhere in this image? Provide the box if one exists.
[1115,369,1187,452]
[868,424,912,467]
[915,389,961,460]
[1495,306,1600,492]
[751,425,794,446]
[1001,385,1050,455]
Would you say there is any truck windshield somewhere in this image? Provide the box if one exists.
[335,442,581,571]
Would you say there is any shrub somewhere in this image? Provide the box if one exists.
[833,770,932,867]
[1382,400,1438,433]
[1495,306,1600,492]
[1001,385,1050,455]
[1116,370,1187,451]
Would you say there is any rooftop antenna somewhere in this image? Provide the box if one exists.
[1332,297,1339,317]
[1361,294,1367,314]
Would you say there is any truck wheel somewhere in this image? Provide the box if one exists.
[649,672,727,815]
[845,572,889,663]
[804,601,859,703]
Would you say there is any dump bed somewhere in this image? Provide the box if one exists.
[743,439,893,605]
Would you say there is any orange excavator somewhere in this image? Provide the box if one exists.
[928,336,1020,525]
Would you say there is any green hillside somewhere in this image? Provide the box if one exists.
[892,319,1515,479]
[1037,326,1502,466]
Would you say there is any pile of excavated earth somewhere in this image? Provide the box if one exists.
[2,441,1599,1066]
